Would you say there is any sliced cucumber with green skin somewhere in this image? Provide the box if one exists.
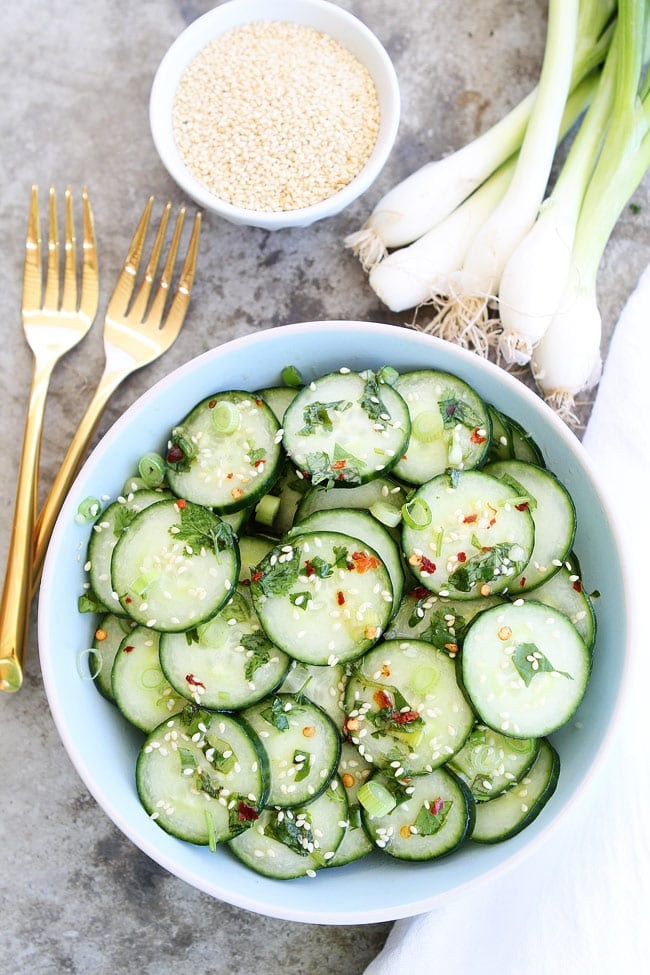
[329,742,374,866]
[111,626,186,732]
[485,459,576,592]
[252,459,310,537]
[160,585,290,709]
[228,779,348,879]
[384,586,503,655]
[111,498,240,632]
[402,470,535,600]
[290,508,405,616]
[471,738,560,843]
[87,489,171,614]
[531,563,597,650]
[278,659,348,732]
[446,722,540,801]
[485,404,514,462]
[392,369,491,484]
[256,384,298,423]
[505,415,546,466]
[361,767,475,861]
[282,369,410,487]
[344,639,475,776]
[165,390,283,512]
[294,475,410,541]
[137,708,269,846]
[242,694,342,807]
[460,600,591,738]
[90,613,135,701]
[250,530,394,665]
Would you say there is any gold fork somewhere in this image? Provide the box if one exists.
[0,186,99,693]
[31,198,202,592]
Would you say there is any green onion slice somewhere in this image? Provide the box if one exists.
[412,410,444,443]
[369,500,402,528]
[255,493,281,528]
[212,400,240,434]
[138,451,166,488]
[402,497,432,530]
[74,496,101,525]
[280,364,303,388]
[357,780,397,817]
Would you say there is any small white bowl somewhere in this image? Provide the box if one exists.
[149,0,400,230]
[39,321,630,924]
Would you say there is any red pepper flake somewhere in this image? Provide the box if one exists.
[253,458,265,467]
[336,590,345,605]
[255,398,264,406]
[411,586,430,599]
[391,709,420,725]
[332,459,347,470]
[572,579,583,592]
[457,552,467,563]
[122,645,135,654]
[226,472,234,479]
[304,560,315,576]
[185,673,206,690]
[167,445,186,465]
[463,513,478,524]
[124,596,132,604]
[351,551,381,573]
[420,555,436,575]
[237,801,259,822]
[515,501,529,511]
[430,797,444,815]
[519,577,527,587]
[374,689,394,710]
[208,399,217,408]
[489,517,497,527]
[251,569,263,583]
[470,428,487,444]
[176,498,187,509]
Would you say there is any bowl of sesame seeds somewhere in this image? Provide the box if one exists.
[149,0,400,229]
[39,320,629,924]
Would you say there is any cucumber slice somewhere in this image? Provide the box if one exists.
[471,738,560,843]
[344,638,475,776]
[393,369,491,484]
[90,613,135,702]
[290,507,405,615]
[294,475,409,527]
[228,779,348,878]
[111,498,240,632]
[137,708,269,846]
[401,469,535,600]
[329,741,374,866]
[87,489,171,614]
[384,586,503,655]
[485,459,576,592]
[460,600,591,738]
[361,767,474,861]
[504,415,546,466]
[529,563,596,650]
[485,405,514,462]
[165,390,283,512]
[242,694,341,807]
[257,384,298,422]
[278,659,348,732]
[282,368,410,486]
[250,530,394,665]
[447,722,540,801]
[159,585,291,710]
[111,626,186,732]
[238,534,276,582]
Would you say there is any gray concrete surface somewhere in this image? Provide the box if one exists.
[1,1,648,973]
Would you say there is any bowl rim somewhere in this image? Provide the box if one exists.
[38,320,633,924]
[149,0,401,229]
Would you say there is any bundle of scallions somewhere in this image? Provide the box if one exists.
[346,0,650,421]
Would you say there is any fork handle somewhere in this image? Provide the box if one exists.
[31,367,126,590]
[0,363,53,692]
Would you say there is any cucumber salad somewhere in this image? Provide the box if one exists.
[78,364,596,880]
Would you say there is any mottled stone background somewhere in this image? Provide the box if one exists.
[1,1,648,973]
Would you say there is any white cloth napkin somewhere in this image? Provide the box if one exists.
[364,267,650,975]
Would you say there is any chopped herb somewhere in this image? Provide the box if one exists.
[227,799,260,837]
[184,627,200,645]
[172,503,236,558]
[293,749,312,782]
[112,504,141,536]
[240,631,274,679]
[413,797,452,835]
[177,746,197,774]
[202,736,237,774]
[448,542,526,592]
[420,608,469,650]
[78,588,109,614]
[359,371,391,423]
[264,808,321,861]
[306,450,363,488]
[248,446,267,466]
[252,546,301,597]
[289,590,313,611]
[260,695,292,731]
[299,400,351,436]
[439,394,483,430]
[512,642,573,686]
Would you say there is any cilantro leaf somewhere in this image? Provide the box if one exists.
[113,504,141,536]
[448,542,526,593]
[264,809,319,860]
[359,371,391,423]
[252,545,301,597]
[305,450,363,488]
[240,631,274,680]
[172,503,236,558]
[289,590,313,611]
[512,642,573,686]
[439,394,483,430]
[413,798,452,835]
[78,588,109,614]
[260,696,291,731]
[298,400,351,436]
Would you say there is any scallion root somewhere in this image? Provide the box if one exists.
[415,287,498,358]
[344,224,388,272]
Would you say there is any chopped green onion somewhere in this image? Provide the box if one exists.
[402,497,432,530]
[357,780,397,817]
[255,493,281,528]
[212,400,240,434]
[281,364,304,387]
[123,476,147,494]
[74,496,101,525]
[76,648,101,680]
[412,410,444,443]
[376,364,399,386]
[138,452,166,488]
[369,500,402,528]
[141,667,165,690]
